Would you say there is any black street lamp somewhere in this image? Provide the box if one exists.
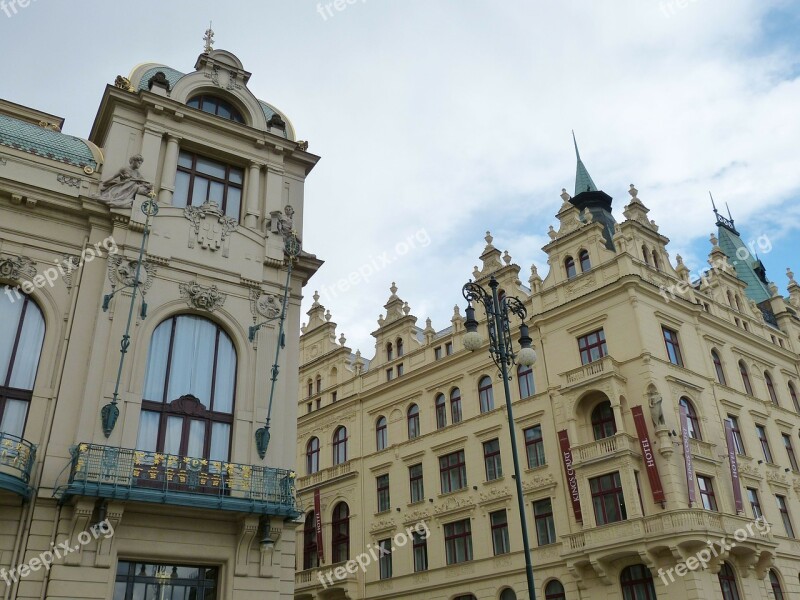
[462,275,537,600]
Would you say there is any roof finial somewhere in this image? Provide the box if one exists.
[572,131,598,196]
[203,21,215,53]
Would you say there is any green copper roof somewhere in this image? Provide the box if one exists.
[716,223,772,303]
[573,132,597,196]
[137,66,186,92]
[0,113,97,169]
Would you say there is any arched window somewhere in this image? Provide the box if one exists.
[396,338,404,357]
[652,250,660,270]
[331,502,350,563]
[139,315,236,461]
[450,388,462,424]
[620,564,657,600]
[306,379,313,398]
[765,372,779,406]
[407,404,420,439]
[565,256,577,279]
[727,291,736,309]
[333,426,348,465]
[718,562,741,600]
[789,382,800,413]
[517,363,534,399]
[642,245,650,265]
[303,512,318,570]
[315,375,322,394]
[739,361,753,395]
[544,580,565,600]
[500,589,517,600]
[735,295,743,312]
[376,416,388,450]
[435,394,447,429]
[680,397,702,440]
[479,375,494,413]
[386,342,393,361]
[712,349,726,385]
[769,569,784,600]
[591,401,616,440]
[579,249,591,272]
[187,95,244,123]
[0,293,45,438]
[306,437,320,474]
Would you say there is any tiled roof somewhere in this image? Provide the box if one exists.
[0,113,97,169]
[136,66,186,92]
[717,225,772,303]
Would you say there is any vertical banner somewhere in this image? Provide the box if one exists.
[725,420,744,513]
[679,404,696,505]
[314,488,324,564]
[631,406,666,504]
[558,430,582,522]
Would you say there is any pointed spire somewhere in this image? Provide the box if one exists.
[573,131,598,196]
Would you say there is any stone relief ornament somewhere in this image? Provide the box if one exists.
[270,205,298,241]
[93,155,154,208]
[179,282,227,312]
[184,200,238,258]
[56,174,81,188]
[249,288,282,321]
[0,255,37,281]
[107,256,156,295]
[60,255,81,289]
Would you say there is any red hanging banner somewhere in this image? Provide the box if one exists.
[314,488,324,564]
[725,420,744,513]
[558,429,582,522]
[679,404,696,505]
[631,406,666,504]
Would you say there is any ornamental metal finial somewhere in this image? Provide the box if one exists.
[203,22,215,53]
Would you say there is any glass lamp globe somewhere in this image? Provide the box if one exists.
[463,330,483,351]
[517,347,537,367]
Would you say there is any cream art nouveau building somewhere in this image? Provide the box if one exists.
[295,152,800,600]
[0,41,321,600]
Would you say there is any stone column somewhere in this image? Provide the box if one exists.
[245,161,263,228]
[157,134,181,205]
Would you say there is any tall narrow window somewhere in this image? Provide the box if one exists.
[662,326,684,366]
[306,437,320,474]
[746,488,763,520]
[589,472,626,525]
[620,565,657,600]
[450,388,462,424]
[435,393,447,429]
[444,519,472,564]
[396,338,404,357]
[782,434,799,472]
[315,376,322,394]
[578,329,607,365]
[490,509,510,555]
[564,256,576,279]
[174,151,243,219]
[0,293,45,438]
[789,382,800,413]
[303,512,318,570]
[651,250,660,271]
[478,375,494,413]
[545,581,566,600]
[739,361,753,395]
[697,475,718,511]
[642,245,650,265]
[591,401,617,440]
[777,495,795,537]
[712,349,726,385]
[333,426,348,465]
[517,363,534,399]
[533,498,556,545]
[483,438,503,481]
[376,416,388,451]
[386,342,393,361]
[718,562,741,600]
[412,531,428,572]
[439,450,467,493]
[409,463,424,503]
[407,404,420,439]
[378,539,392,579]
[579,249,591,272]
[524,425,545,468]
[765,372,779,405]
[376,474,390,512]
[139,315,236,462]
[727,415,745,455]
[756,425,773,463]
[769,570,785,600]
[679,397,702,440]
[331,502,350,563]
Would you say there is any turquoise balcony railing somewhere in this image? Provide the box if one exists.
[0,432,36,499]
[55,443,300,517]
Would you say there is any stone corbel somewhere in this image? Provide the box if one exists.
[94,502,124,568]
[64,499,95,566]
[753,549,775,580]
[259,525,283,578]
[566,563,587,590]
[235,516,260,576]
[588,557,612,585]
[735,551,758,578]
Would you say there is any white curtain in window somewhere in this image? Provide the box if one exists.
[164,416,183,455]
[213,334,236,413]
[143,320,172,401]
[187,419,205,458]
[8,302,44,390]
[0,399,28,437]
[0,295,24,384]
[135,410,160,452]
[167,317,215,406]
[210,422,230,462]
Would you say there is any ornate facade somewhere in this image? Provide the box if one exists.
[0,45,320,599]
[295,155,800,599]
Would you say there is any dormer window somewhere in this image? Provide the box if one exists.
[187,95,244,124]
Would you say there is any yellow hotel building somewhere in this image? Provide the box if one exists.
[295,154,800,600]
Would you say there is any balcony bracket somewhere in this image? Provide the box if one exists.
[64,498,94,566]
[235,516,260,576]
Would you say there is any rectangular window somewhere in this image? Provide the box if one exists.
[377,474,390,512]
[114,561,218,600]
[524,425,545,468]
[378,539,392,579]
[533,498,556,545]
[589,471,627,525]
[747,488,763,520]
[445,341,453,356]
[397,363,404,377]
[315,398,321,410]
[439,450,467,493]
[756,425,774,463]
[306,402,312,414]
[777,495,795,537]
[174,151,243,220]
[483,439,503,481]
[697,475,718,511]
[444,519,472,564]
[662,326,684,367]
[490,510,510,555]
[386,368,393,382]
[409,463,424,503]
[578,329,607,365]
[434,346,443,360]
[412,531,428,572]
[331,391,337,403]
[727,415,746,455]
[782,434,799,472]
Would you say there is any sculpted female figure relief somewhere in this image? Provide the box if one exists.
[94,154,153,207]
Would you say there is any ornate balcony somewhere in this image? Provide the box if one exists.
[571,432,640,468]
[55,443,300,517]
[0,432,36,499]
[560,355,620,389]
[296,562,359,596]
[296,460,355,490]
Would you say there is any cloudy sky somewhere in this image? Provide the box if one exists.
[3,0,799,356]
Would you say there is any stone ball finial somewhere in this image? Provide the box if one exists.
[676,254,684,265]
[787,267,795,284]
[629,184,638,199]
[560,188,571,202]
[485,231,493,245]
[473,265,481,278]
[503,250,512,265]
[390,282,398,296]
[548,225,557,240]
[531,264,539,276]
[339,333,347,346]
[312,290,320,304]
[710,233,719,247]
[426,317,432,327]
[403,301,411,316]
[324,309,332,322]
[769,282,779,297]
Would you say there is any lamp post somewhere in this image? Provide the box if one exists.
[462,275,537,600]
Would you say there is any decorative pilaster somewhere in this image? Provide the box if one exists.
[245,162,263,228]
[157,135,181,205]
